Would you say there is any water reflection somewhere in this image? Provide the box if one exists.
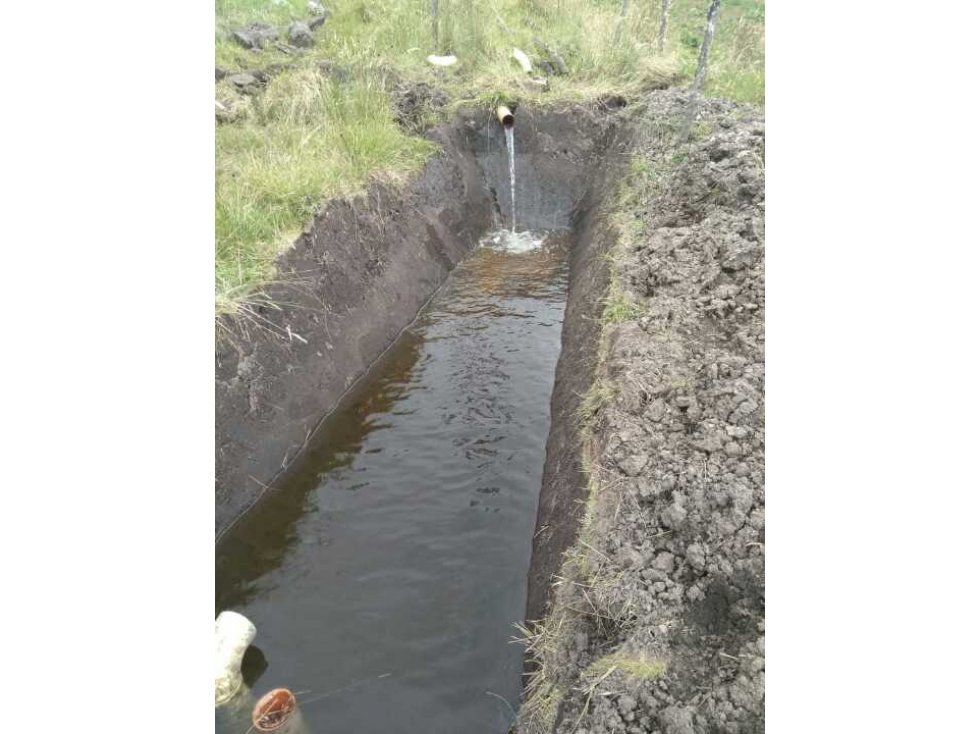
[216,331,425,612]
[215,230,570,734]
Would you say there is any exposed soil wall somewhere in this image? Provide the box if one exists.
[520,91,765,734]
[215,103,626,538]
[525,150,626,623]
[215,120,493,536]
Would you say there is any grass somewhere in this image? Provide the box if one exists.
[215,68,436,316]
[670,0,765,104]
[584,651,668,682]
[214,0,764,316]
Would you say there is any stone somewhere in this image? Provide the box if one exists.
[228,73,259,92]
[232,22,278,50]
[309,14,327,31]
[288,21,314,47]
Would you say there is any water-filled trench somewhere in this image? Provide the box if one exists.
[216,229,571,733]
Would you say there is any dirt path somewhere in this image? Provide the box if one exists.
[521,91,765,734]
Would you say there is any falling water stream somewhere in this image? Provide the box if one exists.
[505,126,516,232]
[216,227,570,734]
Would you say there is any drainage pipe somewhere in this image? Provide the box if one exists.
[215,611,257,706]
[253,688,308,733]
[496,105,514,128]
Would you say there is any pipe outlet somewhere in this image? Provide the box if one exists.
[215,611,257,706]
[496,105,514,129]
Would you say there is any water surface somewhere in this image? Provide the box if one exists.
[216,230,570,734]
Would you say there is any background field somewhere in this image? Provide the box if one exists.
[214,0,765,316]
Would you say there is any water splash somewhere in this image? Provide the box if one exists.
[483,228,549,254]
[504,126,516,233]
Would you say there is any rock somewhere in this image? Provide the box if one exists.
[288,21,314,47]
[215,67,229,81]
[724,441,742,457]
[232,22,278,50]
[308,0,326,13]
[227,73,260,96]
[228,73,259,92]
[309,14,327,31]
[617,452,649,477]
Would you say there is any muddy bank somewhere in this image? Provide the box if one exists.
[520,91,765,734]
[215,120,491,536]
[216,103,626,538]
[525,148,627,623]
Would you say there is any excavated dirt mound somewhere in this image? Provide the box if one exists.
[521,91,765,734]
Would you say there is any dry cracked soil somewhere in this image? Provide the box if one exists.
[522,92,764,734]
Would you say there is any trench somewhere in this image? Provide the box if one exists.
[216,105,626,733]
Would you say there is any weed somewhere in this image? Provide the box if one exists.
[603,288,644,324]
[584,651,668,682]
[576,378,618,429]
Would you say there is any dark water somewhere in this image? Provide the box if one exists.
[216,230,570,734]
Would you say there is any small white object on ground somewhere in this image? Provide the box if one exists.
[426,54,458,67]
[215,610,257,706]
[512,48,533,73]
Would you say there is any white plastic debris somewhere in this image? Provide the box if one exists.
[215,611,257,706]
[512,47,533,74]
[426,54,458,67]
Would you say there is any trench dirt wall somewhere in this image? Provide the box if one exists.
[518,91,766,734]
[215,103,628,539]
[524,146,630,623]
[215,121,493,536]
